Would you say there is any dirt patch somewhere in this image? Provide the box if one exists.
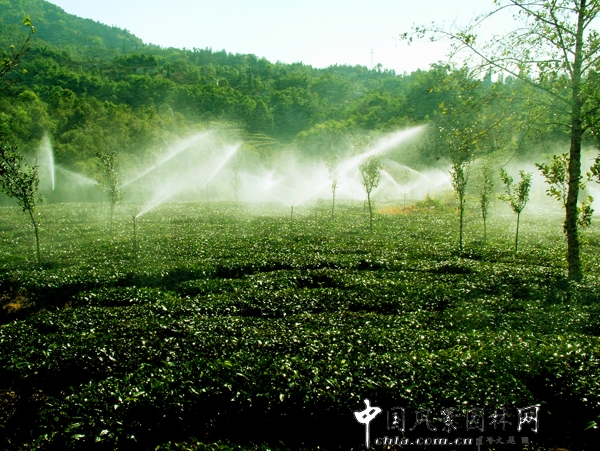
[0,287,30,322]
[377,205,412,215]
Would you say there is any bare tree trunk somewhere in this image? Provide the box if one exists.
[483,216,487,244]
[459,194,464,252]
[367,192,373,231]
[110,200,114,233]
[566,129,582,280]
[28,208,40,264]
[566,1,586,281]
[331,190,336,220]
[515,211,520,254]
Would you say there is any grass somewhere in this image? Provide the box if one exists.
[0,199,599,450]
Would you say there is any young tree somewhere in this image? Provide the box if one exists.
[0,17,39,263]
[499,168,532,253]
[351,135,372,215]
[478,164,495,243]
[404,0,600,280]
[450,158,472,252]
[359,156,383,231]
[438,119,480,252]
[427,64,495,252]
[96,150,121,232]
[231,166,241,203]
[537,153,594,230]
[326,153,340,220]
[0,137,41,264]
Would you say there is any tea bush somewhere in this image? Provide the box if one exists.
[0,202,598,450]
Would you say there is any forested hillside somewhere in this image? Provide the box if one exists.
[0,0,142,55]
[2,3,600,449]
[0,0,580,180]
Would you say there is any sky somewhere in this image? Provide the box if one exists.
[46,0,508,74]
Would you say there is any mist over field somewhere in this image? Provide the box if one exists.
[1,1,600,450]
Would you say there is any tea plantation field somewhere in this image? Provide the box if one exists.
[1,200,599,450]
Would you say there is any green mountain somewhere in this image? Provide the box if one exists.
[0,0,144,58]
[0,0,536,178]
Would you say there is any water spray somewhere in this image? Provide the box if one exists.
[39,134,55,191]
[120,132,210,189]
[135,142,240,218]
[47,140,55,191]
[56,165,98,186]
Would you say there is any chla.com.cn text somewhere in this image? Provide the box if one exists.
[373,436,518,446]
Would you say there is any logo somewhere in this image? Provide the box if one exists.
[353,398,382,448]
[353,400,540,448]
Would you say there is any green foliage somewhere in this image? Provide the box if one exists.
[0,202,599,449]
[499,168,532,253]
[440,114,478,253]
[433,71,492,253]
[0,14,34,90]
[0,0,590,185]
[449,158,471,252]
[406,0,600,281]
[359,156,383,231]
[0,4,599,446]
[0,1,141,58]
[296,120,352,160]
[578,196,594,230]
[359,157,383,194]
[0,138,39,213]
[0,135,41,263]
[589,154,600,184]
[359,157,383,195]
[96,149,121,230]
[537,153,595,231]
[536,154,572,207]
[499,169,532,216]
[450,160,471,205]
[96,150,120,200]
[437,118,481,168]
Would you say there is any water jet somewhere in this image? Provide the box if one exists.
[38,134,55,192]
[120,131,211,189]
[135,141,240,218]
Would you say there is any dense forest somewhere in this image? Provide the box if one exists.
[2,2,600,449]
[0,0,587,183]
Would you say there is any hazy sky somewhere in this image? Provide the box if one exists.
[46,0,506,74]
